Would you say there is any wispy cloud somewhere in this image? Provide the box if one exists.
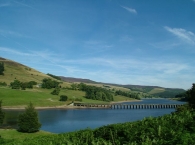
[13,0,34,9]
[193,0,195,3]
[0,29,31,38]
[121,6,137,14]
[164,26,195,45]
[0,3,10,7]
[0,47,34,56]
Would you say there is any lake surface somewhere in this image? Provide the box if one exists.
[4,99,185,133]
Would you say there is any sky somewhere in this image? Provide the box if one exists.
[0,0,195,89]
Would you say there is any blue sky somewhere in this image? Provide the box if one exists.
[0,0,195,89]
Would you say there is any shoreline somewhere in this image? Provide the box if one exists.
[2,99,142,110]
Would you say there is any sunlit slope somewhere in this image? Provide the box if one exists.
[0,57,49,84]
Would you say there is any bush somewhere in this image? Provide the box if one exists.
[59,95,68,101]
[17,102,41,133]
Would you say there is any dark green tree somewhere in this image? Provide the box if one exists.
[0,100,5,126]
[71,83,77,90]
[59,95,68,101]
[41,78,59,89]
[0,62,4,75]
[17,102,41,133]
[51,87,60,95]
[10,80,21,89]
[187,83,195,109]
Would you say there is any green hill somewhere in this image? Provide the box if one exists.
[0,57,135,107]
[0,57,50,84]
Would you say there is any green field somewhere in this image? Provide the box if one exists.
[0,86,136,107]
[0,129,52,140]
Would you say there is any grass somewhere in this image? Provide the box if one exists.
[0,129,52,140]
[0,87,139,107]
[0,87,86,107]
[148,88,165,94]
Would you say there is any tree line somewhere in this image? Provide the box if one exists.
[115,90,142,99]
[77,83,114,101]
[47,73,61,80]
[10,80,37,90]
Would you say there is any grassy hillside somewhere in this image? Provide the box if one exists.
[0,57,134,107]
[0,57,49,84]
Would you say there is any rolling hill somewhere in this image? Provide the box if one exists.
[59,76,185,98]
[0,56,186,108]
[0,57,136,107]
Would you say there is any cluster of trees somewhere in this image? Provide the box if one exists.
[175,83,195,105]
[115,90,141,100]
[0,62,4,75]
[41,78,61,95]
[47,73,61,80]
[0,62,5,75]
[10,80,37,90]
[78,83,113,101]
[41,78,60,89]
[0,102,41,133]
[187,83,195,109]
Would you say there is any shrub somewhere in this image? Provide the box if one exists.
[59,95,68,101]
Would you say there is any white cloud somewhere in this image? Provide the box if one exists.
[164,26,195,45]
[121,6,137,14]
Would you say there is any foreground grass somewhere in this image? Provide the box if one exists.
[0,129,52,140]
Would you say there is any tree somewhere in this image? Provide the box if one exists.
[10,80,21,89]
[187,83,195,109]
[51,87,60,95]
[71,83,77,90]
[42,78,59,89]
[0,100,5,126]
[17,102,41,133]
[59,95,68,101]
[0,62,4,75]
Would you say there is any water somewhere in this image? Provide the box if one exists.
[3,99,185,133]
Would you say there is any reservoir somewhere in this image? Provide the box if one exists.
[4,99,185,133]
